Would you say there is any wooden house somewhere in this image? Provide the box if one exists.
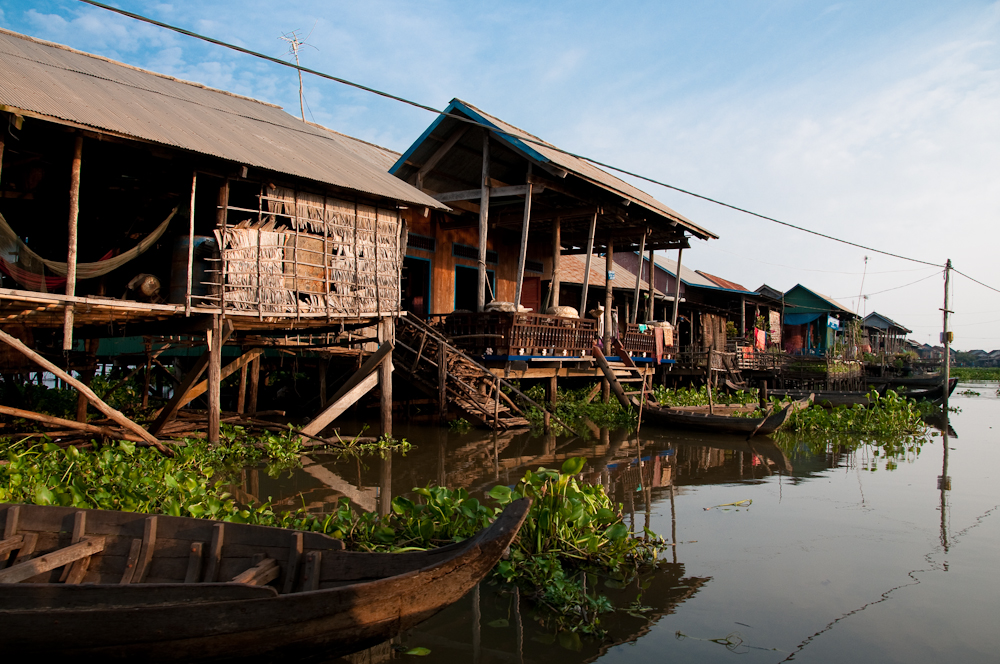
[862,312,912,356]
[389,99,716,389]
[781,285,857,357]
[0,28,444,443]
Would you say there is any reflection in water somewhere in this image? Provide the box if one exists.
[239,395,1000,664]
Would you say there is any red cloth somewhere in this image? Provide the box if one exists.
[653,326,665,365]
[755,328,766,350]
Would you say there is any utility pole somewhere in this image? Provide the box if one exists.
[942,259,952,411]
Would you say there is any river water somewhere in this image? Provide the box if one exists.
[257,385,999,663]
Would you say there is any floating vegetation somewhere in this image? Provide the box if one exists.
[520,384,634,434]
[0,441,662,637]
[781,390,928,436]
[959,389,981,397]
[653,385,759,408]
[949,367,1000,381]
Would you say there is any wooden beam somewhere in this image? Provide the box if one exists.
[0,405,152,443]
[0,536,106,584]
[416,126,468,188]
[433,184,532,203]
[177,348,264,409]
[63,134,83,351]
[379,319,393,439]
[478,130,491,312]
[592,345,633,410]
[0,328,169,454]
[513,182,533,310]
[646,246,655,323]
[671,247,684,329]
[300,342,393,437]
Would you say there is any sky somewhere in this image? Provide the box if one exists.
[3,1,999,350]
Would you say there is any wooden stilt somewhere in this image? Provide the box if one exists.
[671,247,684,329]
[438,343,447,422]
[207,315,223,445]
[247,355,260,416]
[63,135,84,350]
[646,246,655,323]
[75,338,99,422]
[237,363,248,415]
[379,319,393,439]
[300,343,393,438]
[378,453,392,517]
[317,360,327,409]
[603,237,614,404]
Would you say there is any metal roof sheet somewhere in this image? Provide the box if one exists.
[558,254,663,295]
[0,28,442,209]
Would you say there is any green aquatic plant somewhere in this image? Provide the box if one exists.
[653,384,759,408]
[522,384,634,433]
[782,390,927,435]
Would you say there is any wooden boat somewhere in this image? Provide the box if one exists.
[764,378,957,408]
[641,397,810,437]
[0,499,531,661]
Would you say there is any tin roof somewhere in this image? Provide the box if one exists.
[392,99,717,241]
[695,270,751,293]
[863,312,912,334]
[558,254,663,295]
[0,28,442,209]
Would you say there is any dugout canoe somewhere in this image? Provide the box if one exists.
[0,499,531,661]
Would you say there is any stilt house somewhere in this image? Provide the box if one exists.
[0,28,443,442]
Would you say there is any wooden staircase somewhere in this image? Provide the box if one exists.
[394,315,532,430]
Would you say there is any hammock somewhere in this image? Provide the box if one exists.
[0,207,177,291]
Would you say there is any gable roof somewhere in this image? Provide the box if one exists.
[755,284,784,301]
[863,312,912,334]
[784,284,855,316]
[391,98,717,242]
[695,270,750,292]
[0,28,442,209]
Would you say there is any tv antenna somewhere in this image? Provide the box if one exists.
[279,26,317,121]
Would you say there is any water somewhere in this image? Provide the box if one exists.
[261,386,999,663]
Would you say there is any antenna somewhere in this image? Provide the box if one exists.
[278,27,317,122]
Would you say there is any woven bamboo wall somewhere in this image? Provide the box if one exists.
[216,187,400,316]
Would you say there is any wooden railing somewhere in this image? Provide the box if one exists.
[443,312,597,357]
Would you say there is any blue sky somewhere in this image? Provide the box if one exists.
[3,1,999,349]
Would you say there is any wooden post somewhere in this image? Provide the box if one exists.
[216,180,229,312]
[379,318,393,439]
[550,216,561,310]
[75,338,99,422]
[671,247,684,330]
[942,259,952,412]
[207,315,222,445]
[317,360,327,409]
[579,212,597,316]
[185,171,197,316]
[237,363,248,415]
[513,182,533,309]
[438,342,447,422]
[707,349,714,415]
[477,131,491,312]
[646,246,655,322]
[378,453,392,517]
[247,355,260,416]
[631,232,646,324]
[63,135,83,350]
[549,374,558,407]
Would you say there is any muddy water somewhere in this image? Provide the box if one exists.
[260,386,1000,663]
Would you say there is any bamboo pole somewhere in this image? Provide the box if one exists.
[207,315,222,445]
[603,236,614,403]
[477,130,491,312]
[63,135,83,350]
[0,328,170,455]
[186,172,197,316]
[671,247,684,329]
[579,212,597,316]
[646,246,655,323]
[631,232,646,324]
[513,182,533,309]
[550,216,561,310]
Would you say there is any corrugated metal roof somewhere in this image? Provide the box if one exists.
[694,270,751,293]
[863,312,911,333]
[391,99,717,240]
[557,254,663,295]
[650,254,719,289]
[0,28,442,209]
[449,100,717,240]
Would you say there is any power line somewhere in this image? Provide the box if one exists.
[833,270,942,300]
[79,0,947,268]
[72,2,1000,297]
[953,268,1000,295]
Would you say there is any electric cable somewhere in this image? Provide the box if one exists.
[80,0,951,269]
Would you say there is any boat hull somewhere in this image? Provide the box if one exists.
[0,499,531,661]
